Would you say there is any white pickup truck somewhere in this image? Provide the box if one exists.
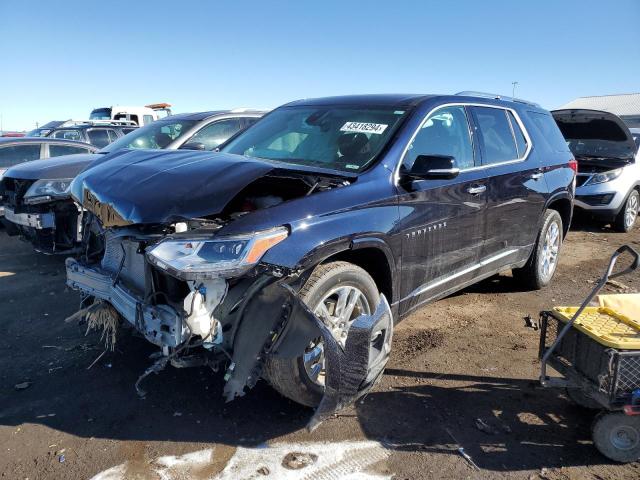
[89,103,172,126]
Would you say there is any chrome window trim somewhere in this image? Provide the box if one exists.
[394,102,533,184]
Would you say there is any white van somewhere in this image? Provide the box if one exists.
[89,103,172,126]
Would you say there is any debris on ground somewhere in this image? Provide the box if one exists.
[14,381,31,390]
[257,466,270,475]
[475,418,499,435]
[282,452,318,470]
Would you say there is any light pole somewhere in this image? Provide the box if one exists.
[512,81,519,99]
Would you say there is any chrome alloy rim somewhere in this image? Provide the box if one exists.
[541,221,560,280]
[624,193,639,230]
[303,286,371,386]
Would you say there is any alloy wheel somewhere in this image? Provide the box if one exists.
[540,220,560,281]
[624,192,639,230]
[303,286,371,386]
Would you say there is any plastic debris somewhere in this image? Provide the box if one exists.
[282,452,318,470]
[59,454,65,463]
[14,382,31,390]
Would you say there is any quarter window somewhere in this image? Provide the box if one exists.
[188,119,242,150]
[472,107,518,164]
[403,105,475,170]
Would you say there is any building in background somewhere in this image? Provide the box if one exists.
[559,93,640,127]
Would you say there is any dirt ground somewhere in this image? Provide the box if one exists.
[1,220,639,480]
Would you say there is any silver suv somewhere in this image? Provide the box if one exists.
[553,110,639,232]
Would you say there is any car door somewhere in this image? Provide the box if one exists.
[469,106,547,264]
[396,105,488,315]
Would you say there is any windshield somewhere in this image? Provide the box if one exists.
[220,106,408,172]
[102,119,198,152]
[90,108,112,120]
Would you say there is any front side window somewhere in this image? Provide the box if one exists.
[188,119,242,150]
[0,144,41,167]
[403,105,475,171]
[221,106,408,172]
[87,129,111,148]
[101,119,198,152]
[50,129,83,142]
[49,144,91,157]
[472,107,518,164]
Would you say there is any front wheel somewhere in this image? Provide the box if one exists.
[592,412,640,463]
[513,209,563,290]
[263,261,379,407]
[613,190,639,233]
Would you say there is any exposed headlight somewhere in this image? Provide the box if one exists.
[24,178,73,204]
[146,227,289,280]
[584,168,622,186]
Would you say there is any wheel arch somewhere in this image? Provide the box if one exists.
[546,194,573,237]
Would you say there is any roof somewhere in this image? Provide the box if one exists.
[0,137,95,147]
[284,94,434,108]
[167,110,265,121]
[559,94,640,117]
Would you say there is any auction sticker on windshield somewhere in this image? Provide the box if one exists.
[340,122,388,135]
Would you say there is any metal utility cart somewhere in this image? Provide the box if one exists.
[538,245,640,463]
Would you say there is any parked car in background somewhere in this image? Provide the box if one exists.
[26,120,69,137]
[42,120,138,148]
[64,93,575,410]
[89,103,172,126]
[0,109,265,253]
[0,137,97,219]
[552,110,640,232]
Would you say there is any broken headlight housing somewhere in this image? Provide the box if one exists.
[23,178,73,204]
[146,226,288,280]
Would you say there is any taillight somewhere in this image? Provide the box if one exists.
[568,158,578,175]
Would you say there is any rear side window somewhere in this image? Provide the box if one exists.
[49,144,91,157]
[87,129,111,148]
[0,144,41,167]
[472,107,518,164]
[51,129,83,142]
[527,111,570,153]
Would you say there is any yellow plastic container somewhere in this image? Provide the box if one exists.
[553,306,640,350]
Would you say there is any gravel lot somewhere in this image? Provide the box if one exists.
[1,221,639,479]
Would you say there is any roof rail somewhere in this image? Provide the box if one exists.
[59,119,138,127]
[454,91,540,107]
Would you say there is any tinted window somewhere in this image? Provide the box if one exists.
[87,129,111,148]
[403,105,475,170]
[528,111,570,153]
[51,129,83,142]
[49,144,91,157]
[221,106,408,172]
[473,107,518,164]
[107,129,120,142]
[188,119,242,150]
[507,111,528,158]
[0,144,41,167]
[90,108,111,120]
[103,119,198,152]
[243,117,260,127]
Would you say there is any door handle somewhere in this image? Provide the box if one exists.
[466,185,487,195]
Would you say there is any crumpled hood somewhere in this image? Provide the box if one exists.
[4,153,98,180]
[71,149,277,226]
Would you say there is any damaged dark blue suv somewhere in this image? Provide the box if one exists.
[65,93,575,416]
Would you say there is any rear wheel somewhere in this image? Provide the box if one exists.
[513,209,563,290]
[263,261,379,407]
[613,190,639,232]
[592,412,640,463]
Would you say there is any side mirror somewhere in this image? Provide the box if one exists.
[179,142,206,151]
[404,154,460,180]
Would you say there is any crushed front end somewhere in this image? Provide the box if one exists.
[1,176,81,253]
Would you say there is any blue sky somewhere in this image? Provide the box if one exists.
[1,0,638,131]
